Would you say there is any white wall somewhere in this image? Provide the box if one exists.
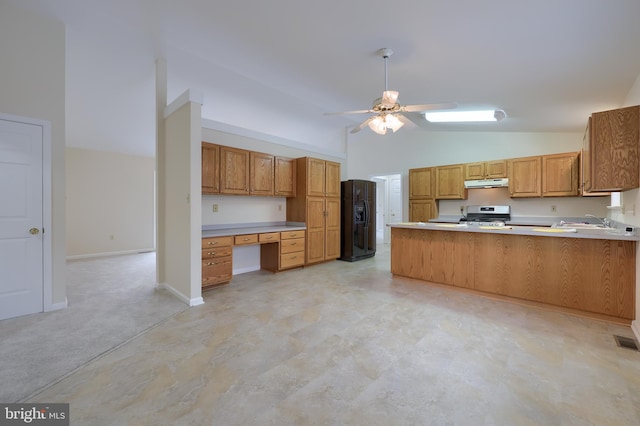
[161,96,202,306]
[0,3,67,307]
[66,147,155,257]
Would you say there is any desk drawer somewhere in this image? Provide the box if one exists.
[202,257,232,286]
[280,252,304,269]
[202,246,233,259]
[259,232,280,243]
[234,234,259,245]
[281,230,305,240]
[202,236,233,249]
[280,237,305,254]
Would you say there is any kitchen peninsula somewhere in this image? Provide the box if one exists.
[389,222,638,323]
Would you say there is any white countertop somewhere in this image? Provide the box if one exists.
[389,222,640,241]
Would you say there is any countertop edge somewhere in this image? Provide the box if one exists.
[389,223,640,241]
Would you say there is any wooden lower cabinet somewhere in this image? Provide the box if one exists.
[202,236,233,288]
[260,230,305,272]
[391,228,635,321]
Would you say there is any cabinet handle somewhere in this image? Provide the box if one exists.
[291,242,296,246]
[207,241,218,245]
[265,236,273,239]
[207,262,217,266]
[243,238,251,241]
[207,252,216,255]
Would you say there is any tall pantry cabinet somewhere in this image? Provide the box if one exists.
[287,157,341,265]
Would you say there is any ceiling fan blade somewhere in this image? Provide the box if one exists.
[324,109,374,116]
[350,116,377,134]
[401,102,458,113]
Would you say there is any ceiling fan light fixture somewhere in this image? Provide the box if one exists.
[367,114,404,135]
[423,109,506,123]
[368,116,388,135]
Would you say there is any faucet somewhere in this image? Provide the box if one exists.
[585,214,611,227]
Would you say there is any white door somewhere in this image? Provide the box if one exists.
[0,118,43,320]
[388,175,402,225]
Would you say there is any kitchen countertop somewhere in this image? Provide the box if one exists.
[389,222,640,241]
[202,221,306,238]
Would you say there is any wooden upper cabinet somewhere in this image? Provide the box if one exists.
[304,157,341,197]
[274,156,296,197]
[508,156,542,197]
[306,158,326,196]
[588,105,640,191]
[325,161,341,197]
[249,151,274,196]
[409,167,435,199]
[464,160,507,180]
[542,152,579,197]
[435,164,467,199]
[220,146,250,195]
[201,142,220,194]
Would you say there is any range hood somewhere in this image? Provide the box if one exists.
[464,178,509,188]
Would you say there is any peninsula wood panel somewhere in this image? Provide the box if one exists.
[391,228,635,320]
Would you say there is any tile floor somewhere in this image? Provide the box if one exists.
[28,244,640,425]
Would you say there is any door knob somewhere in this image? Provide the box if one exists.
[29,228,40,235]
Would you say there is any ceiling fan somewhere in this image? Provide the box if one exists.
[326,48,457,135]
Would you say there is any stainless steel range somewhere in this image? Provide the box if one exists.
[460,205,511,226]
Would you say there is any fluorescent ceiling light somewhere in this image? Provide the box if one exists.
[424,109,506,123]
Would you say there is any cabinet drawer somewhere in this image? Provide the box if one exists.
[202,246,232,259]
[202,257,232,286]
[281,230,305,240]
[202,236,233,249]
[280,237,305,254]
[280,252,304,269]
[259,232,280,243]
[234,234,259,245]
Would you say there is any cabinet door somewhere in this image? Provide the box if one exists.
[409,199,437,222]
[435,164,467,199]
[307,158,326,196]
[325,161,341,197]
[542,152,579,197]
[220,146,250,195]
[250,151,274,196]
[590,105,640,191]
[409,167,434,199]
[325,197,341,260]
[464,162,485,180]
[306,197,326,263]
[508,156,541,197]
[274,156,296,197]
[201,142,220,194]
[485,160,507,178]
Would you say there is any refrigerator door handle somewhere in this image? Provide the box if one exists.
[364,199,370,227]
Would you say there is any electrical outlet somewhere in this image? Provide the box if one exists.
[551,205,557,212]
[278,204,282,211]
[212,204,219,212]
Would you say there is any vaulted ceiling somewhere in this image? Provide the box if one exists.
[10,0,640,157]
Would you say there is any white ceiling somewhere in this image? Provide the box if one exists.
[10,0,640,157]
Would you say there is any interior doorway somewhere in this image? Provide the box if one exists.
[370,174,402,244]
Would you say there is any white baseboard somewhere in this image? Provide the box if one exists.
[157,283,204,307]
[44,298,67,312]
[632,320,640,342]
[66,248,155,260]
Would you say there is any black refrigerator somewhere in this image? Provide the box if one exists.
[340,179,376,261]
